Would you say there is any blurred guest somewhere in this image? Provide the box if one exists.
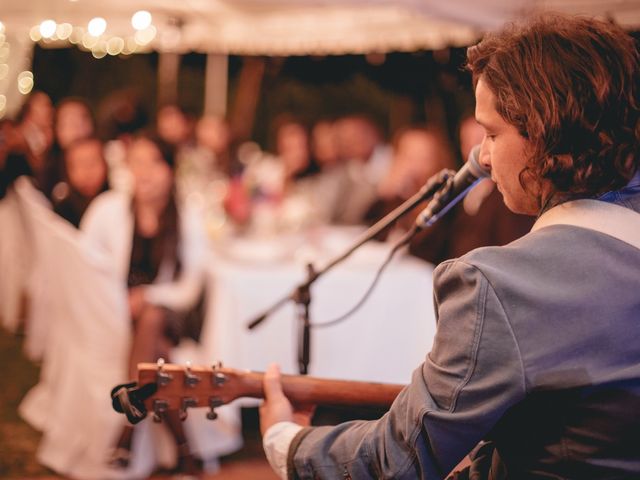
[0,119,33,199]
[157,104,192,149]
[97,89,149,192]
[81,134,204,474]
[53,137,108,227]
[176,115,237,239]
[229,117,321,233]
[13,91,54,191]
[16,91,54,159]
[55,98,95,150]
[303,119,350,224]
[274,117,319,184]
[177,115,234,200]
[444,115,534,259]
[49,98,97,201]
[194,115,234,174]
[311,119,339,170]
[366,126,456,264]
[273,118,321,230]
[378,126,454,202]
[332,114,392,224]
[97,88,148,144]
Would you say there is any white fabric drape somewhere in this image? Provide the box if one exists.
[0,187,31,333]
[15,177,132,478]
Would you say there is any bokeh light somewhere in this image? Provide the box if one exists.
[87,17,107,37]
[0,44,9,62]
[40,20,57,39]
[56,23,73,40]
[134,25,156,45]
[131,11,152,31]
[82,32,99,49]
[29,26,42,42]
[106,37,124,56]
[18,71,34,95]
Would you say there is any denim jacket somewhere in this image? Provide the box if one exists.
[288,190,640,479]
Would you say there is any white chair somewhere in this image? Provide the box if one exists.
[16,178,241,478]
[14,178,135,478]
[0,184,33,334]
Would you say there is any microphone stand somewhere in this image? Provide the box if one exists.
[247,169,454,375]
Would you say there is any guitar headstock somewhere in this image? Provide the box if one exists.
[112,359,262,424]
[139,359,259,422]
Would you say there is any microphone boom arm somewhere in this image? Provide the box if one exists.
[246,168,455,332]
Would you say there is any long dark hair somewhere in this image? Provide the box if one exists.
[131,133,182,277]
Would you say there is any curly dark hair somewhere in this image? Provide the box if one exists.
[466,15,640,202]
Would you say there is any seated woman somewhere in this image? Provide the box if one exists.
[53,137,109,227]
[81,133,205,475]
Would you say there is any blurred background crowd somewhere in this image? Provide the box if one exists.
[1,46,537,263]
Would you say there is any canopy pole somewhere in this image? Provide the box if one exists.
[157,51,180,107]
[204,54,228,117]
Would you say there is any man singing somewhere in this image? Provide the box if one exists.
[260,15,640,479]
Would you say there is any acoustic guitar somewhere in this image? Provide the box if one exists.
[111,359,405,424]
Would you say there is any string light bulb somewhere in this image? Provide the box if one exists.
[87,17,106,37]
[40,20,57,39]
[131,11,152,31]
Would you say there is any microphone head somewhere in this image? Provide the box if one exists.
[466,144,491,180]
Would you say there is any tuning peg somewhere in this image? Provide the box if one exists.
[206,409,217,421]
[156,358,173,387]
[206,397,224,420]
[211,362,227,387]
[184,361,200,388]
[180,397,198,421]
[212,371,226,387]
[152,399,169,423]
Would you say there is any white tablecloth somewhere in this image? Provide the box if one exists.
[200,228,437,385]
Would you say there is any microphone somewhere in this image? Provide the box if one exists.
[415,145,490,228]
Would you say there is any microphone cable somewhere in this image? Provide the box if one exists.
[310,224,419,329]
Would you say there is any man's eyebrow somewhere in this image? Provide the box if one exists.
[475,117,488,129]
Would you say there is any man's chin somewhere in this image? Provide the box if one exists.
[502,196,537,216]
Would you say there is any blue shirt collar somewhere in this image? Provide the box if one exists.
[598,169,640,202]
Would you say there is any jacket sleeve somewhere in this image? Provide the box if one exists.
[288,259,527,479]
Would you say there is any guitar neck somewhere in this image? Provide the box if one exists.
[244,372,403,408]
[137,363,405,411]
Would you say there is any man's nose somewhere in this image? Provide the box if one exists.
[479,138,492,171]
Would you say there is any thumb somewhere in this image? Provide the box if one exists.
[263,363,285,400]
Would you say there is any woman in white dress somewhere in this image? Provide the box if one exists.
[81,133,205,475]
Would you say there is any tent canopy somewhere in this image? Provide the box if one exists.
[2,0,639,55]
[0,1,638,117]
